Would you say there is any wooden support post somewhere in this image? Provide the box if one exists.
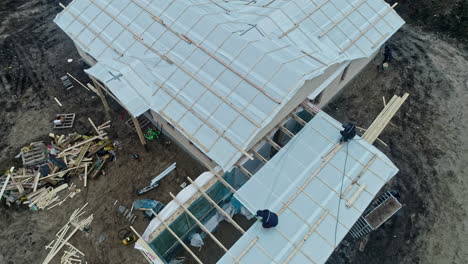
[142,209,203,264]
[169,193,229,252]
[187,177,246,234]
[132,116,147,147]
[90,77,111,113]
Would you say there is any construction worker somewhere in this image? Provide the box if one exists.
[382,45,393,69]
[340,123,356,143]
[256,209,278,228]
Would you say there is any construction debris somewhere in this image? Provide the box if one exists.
[137,162,176,195]
[114,201,138,224]
[43,203,93,264]
[0,120,116,208]
[61,75,75,90]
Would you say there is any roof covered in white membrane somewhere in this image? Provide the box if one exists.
[54,0,404,170]
[218,111,399,264]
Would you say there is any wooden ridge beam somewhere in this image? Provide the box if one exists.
[132,116,147,147]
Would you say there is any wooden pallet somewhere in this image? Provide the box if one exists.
[125,116,150,131]
[22,142,48,167]
[54,113,76,129]
[61,75,74,90]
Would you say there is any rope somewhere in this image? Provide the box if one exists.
[334,141,350,247]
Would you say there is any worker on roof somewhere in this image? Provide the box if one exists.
[340,123,356,143]
[256,209,278,228]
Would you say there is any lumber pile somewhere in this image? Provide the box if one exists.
[0,120,116,208]
[43,203,93,264]
[362,93,409,144]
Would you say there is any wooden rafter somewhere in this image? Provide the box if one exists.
[169,192,233,259]
[129,226,165,264]
[187,177,246,234]
[319,0,369,38]
[142,209,203,264]
[279,0,332,38]
[278,143,343,215]
[129,0,280,104]
[86,0,261,129]
[156,81,254,160]
[340,3,398,53]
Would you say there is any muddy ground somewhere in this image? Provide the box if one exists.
[0,0,467,264]
[326,26,468,264]
[0,1,205,264]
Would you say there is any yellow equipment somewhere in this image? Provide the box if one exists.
[122,234,137,245]
[119,229,137,245]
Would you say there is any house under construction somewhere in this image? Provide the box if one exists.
[54,0,406,263]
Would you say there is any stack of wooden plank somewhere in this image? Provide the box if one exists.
[362,93,409,144]
[43,203,93,264]
[25,184,68,210]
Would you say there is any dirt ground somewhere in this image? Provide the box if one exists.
[0,1,205,264]
[325,26,468,264]
[0,1,467,264]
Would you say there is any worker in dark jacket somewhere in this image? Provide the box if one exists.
[382,45,393,68]
[256,209,278,228]
[340,123,356,143]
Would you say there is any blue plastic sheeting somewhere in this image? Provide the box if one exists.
[54,0,404,171]
[218,112,399,264]
[133,199,165,218]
